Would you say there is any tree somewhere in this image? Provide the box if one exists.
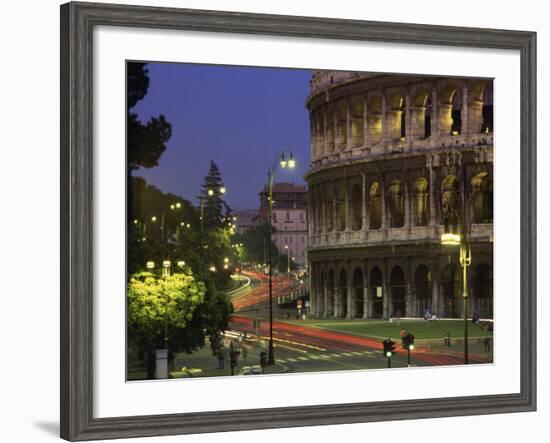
[232,222,278,265]
[128,177,199,274]
[128,270,206,378]
[199,160,231,229]
[127,62,173,226]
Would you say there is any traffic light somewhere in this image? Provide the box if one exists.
[402,333,415,350]
[383,338,396,358]
[407,334,415,351]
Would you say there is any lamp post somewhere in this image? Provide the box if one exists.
[441,181,472,365]
[161,260,171,349]
[284,245,290,282]
[266,151,296,365]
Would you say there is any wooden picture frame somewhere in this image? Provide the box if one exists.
[60,1,536,440]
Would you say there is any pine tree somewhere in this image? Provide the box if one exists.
[199,161,231,229]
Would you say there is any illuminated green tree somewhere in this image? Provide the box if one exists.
[127,270,206,377]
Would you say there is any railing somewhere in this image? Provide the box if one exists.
[309,132,493,172]
[309,223,492,249]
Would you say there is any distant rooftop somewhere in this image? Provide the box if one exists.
[259,182,307,194]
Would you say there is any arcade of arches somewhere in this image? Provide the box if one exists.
[310,257,493,320]
[306,73,493,321]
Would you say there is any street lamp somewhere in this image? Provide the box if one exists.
[266,150,296,365]
[162,260,171,349]
[441,182,472,365]
[284,245,290,282]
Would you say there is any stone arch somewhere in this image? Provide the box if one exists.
[325,184,335,232]
[390,266,406,317]
[438,81,462,135]
[441,175,460,233]
[471,171,493,223]
[387,93,406,140]
[369,266,384,319]
[312,111,323,159]
[367,95,382,144]
[318,269,326,317]
[469,80,493,134]
[473,263,493,319]
[412,90,431,139]
[369,182,382,229]
[327,268,335,317]
[353,267,364,318]
[338,268,348,318]
[351,184,363,231]
[412,177,429,226]
[350,97,364,147]
[336,181,346,232]
[326,106,335,153]
[441,264,461,318]
[335,100,348,151]
[388,179,404,228]
[481,81,494,134]
[414,265,432,317]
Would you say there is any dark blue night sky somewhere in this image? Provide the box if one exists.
[133,62,312,210]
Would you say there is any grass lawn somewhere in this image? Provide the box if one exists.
[289,319,493,341]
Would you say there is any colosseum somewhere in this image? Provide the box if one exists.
[305,71,493,321]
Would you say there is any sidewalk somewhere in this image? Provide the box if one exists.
[171,340,287,378]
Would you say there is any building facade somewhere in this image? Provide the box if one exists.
[305,72,493,320]
[259,183,308,267]
[233,209,260,235]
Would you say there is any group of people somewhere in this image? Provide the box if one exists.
[424,308,438,320]
[214,332,268,370]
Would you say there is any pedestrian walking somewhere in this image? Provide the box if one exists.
[259,351,266,368]
[216,346,225,369]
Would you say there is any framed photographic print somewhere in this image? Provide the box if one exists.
[60,1,537,441]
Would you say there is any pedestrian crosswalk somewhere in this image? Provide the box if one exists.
[276,350,377,365]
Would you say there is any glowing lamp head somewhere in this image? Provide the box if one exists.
[177,260,185,268]
[146,261,155,269]
[386,351,392,358]
[288,157,296,168]
[151,216,157,222]
[162,260,171,268]
[207,189,214,197]
[220,187,226,194]
[441,233,461,246]
[176,202,181,208]
[409,344,415,351]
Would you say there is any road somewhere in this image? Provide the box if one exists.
[227,271,492,373]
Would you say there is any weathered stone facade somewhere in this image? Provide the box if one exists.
[305,72,493,320]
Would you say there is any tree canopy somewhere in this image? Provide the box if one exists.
[127,62,172,172]
[199,160,231,229]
